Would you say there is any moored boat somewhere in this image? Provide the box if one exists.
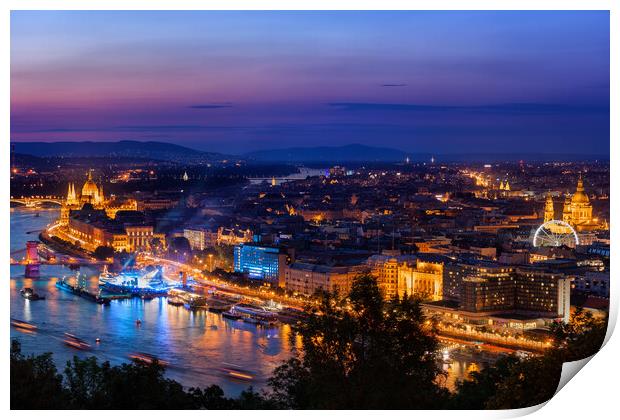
[56,275,111,305]
[222,309,242,320]
[20,287,45,301]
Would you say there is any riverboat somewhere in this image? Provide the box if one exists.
[56,275,111,305]
[128,352,169,366]
[10,318,37,332]
[222,309,243,320]
[20,287,45,301]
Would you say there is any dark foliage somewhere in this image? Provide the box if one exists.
[10,340,266,409]
[93,246,114,261]
[267,273,450,409]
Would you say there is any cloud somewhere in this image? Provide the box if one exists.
[328,102,609,115]
[381,84,407,87]
[188,103,232,109]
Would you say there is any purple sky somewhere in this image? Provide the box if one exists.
[11,11,609,155]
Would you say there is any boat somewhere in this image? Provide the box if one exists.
[206,298,232,313]
[222,309,242,320]
[259,318,280,327]
[99,291,133,300]
[10,318,37,332]
[234,304,279,326]
[167,296,185,306]
[63,333,91,350]
[217,363,255,382]
[168,288,207,310]
[128,352,169,366]
[56,275,111,305]
[243,317,261,325]
[185,296,208,310]
[20,287,45,301]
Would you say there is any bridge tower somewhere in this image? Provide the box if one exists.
[25,241,40,277]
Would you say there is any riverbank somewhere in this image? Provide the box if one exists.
[39,228,96,260]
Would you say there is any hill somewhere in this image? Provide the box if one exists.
[11,141,229,163]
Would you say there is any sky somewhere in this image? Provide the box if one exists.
[10,11,610,156]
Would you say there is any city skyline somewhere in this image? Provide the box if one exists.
[11,11,610,155]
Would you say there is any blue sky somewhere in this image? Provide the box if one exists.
[11,11,610,155]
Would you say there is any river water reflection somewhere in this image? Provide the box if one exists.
[10,209,297,396]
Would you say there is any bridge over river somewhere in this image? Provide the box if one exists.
[10,240,108,276]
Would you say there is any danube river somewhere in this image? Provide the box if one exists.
[10,208,297,396]
[10,208,482,394]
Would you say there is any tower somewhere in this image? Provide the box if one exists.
[271,176,276,187]
[544,194,554,222]
[499,181,505,190]
[98,184,105,205]
[504,180,510,191]
[25,241,40,277]
[562,197,572,224]
[567,174,593,227]
[183,171,189,181]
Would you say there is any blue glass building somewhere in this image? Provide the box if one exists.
[234,244,284,285]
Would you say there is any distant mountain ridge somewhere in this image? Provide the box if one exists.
[11,140,608,164]
[245,143,409,163]
[11,140,229,162]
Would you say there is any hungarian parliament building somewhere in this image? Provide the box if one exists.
[56,171,163,253]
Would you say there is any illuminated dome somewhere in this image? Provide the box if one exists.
[571,176,590,205]
[81,170,102,204]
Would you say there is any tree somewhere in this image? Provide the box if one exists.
[10,340,67,409]
[267,273,449,409]
[94,245,114,260]
[10,340,265,409]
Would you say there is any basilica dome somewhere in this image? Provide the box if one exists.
[571,177,590,205]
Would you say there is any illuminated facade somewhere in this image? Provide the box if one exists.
[60,170,137,225]
[184,227,218,250]
[457,267,570,321]
[66,205,164,253]
[234,244,287,286]
[540,176,606,233]
[561,175,601,231]
[543,194,555,222]
[218,227,253,246]
[366,253,443,300]
[398,260,443,301]
[284,262,365,296]
[366,253,403,298]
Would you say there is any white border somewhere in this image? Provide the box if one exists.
[2,2,616,419]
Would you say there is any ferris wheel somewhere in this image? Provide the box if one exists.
[533,220,579,248]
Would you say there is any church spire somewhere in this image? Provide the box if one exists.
[576,173,584,192]
[544,193,554,222]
